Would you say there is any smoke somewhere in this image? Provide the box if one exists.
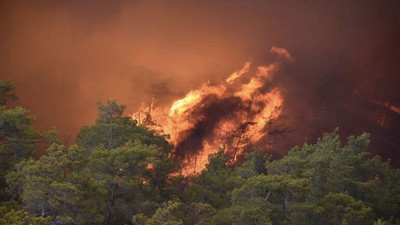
[174,95,246,158]
[0,1,399,165]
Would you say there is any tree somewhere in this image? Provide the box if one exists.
[266,129,399,224]
[180,202,215,225]
[318,193,372,225]
[76,100,176,200]
[0,81,17,106]
[0,207,50,225]
[76,100,171,153]
[182,149,244,210]
[211,204,272,225]
[0,81,51,202]
[267,130,374,197]
[235,150,270,179]
[5,104,177,225]
[290,193,374,225]
[88,142,160,225]
[0,107,41,161]
[132,201,215,225]
[132,201,183,225]
[5,144,92,224]
[225,174,308,225]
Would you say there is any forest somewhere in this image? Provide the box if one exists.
[0,80,399,225]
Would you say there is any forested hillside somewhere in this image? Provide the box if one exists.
[0,81,399,225]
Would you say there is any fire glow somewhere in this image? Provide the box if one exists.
[133,47,292,174]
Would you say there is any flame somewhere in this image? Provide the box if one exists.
[133,47,292,175]
[169,83,226,117]
[370,100,400,115]
[226,61,251,83]
[234,64,275,100]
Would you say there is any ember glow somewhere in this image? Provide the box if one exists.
[371,100,400,116]
[133,47,291,174]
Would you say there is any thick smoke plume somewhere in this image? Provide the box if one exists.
[0,1,399,166]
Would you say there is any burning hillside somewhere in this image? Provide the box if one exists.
[133,47,292,174]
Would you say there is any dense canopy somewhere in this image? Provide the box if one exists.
[0,81,399,224]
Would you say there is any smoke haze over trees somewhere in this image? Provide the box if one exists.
[0,83,399,224]
[0,0,399,164]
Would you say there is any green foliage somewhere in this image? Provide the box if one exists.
[74,100,176,224]
[291,193,373,225]
[77,100,171,152]
[5,144,91,224]
[132,201,183,225]
[97,100,126,123]
[5,132,174,224]
[180,202,215,225]
[235,150,271,179]
[219,175,308,224]
[0,107,40,201]
[373,218,398,225]
[0,107,40,163]
[88,142,161,224]
[133,201,215,225]
[317,193,373,225]
[0,207,50,225]
[182,149,244,210]
[0,81,52,202]
[211,204,272,225]
[209,129,399,224]
[0,86,398,225]
[0,81,17,106]
[76,100,175,197]
[77,100,176,207]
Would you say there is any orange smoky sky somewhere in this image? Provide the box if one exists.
[0,1,399,165]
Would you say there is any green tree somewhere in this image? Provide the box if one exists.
[0,81,52,202]
[77,100,171,153]
[182,149,244,210]
[290,193,374,225]
[211,204,272,225]
[318,193,373,225]
[180,202,215,225]
[0,207,50,225]
[133,201,215,225]
[0,81,17,106]
[132,201,183,225]
[266,129,399,224]
[235,150,270,179]
[0,107,41,164]
[88,142,160,225]
[5,144,92,224]
[225,174,308,225]
[76,100,175,198]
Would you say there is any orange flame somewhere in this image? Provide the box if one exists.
[371,100,400,115]
[226,61,251,83]
[133,47,292,175]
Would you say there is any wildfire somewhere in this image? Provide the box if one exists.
[226,61,251,83]
[133,47,292,175]
[371,100,400,115]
